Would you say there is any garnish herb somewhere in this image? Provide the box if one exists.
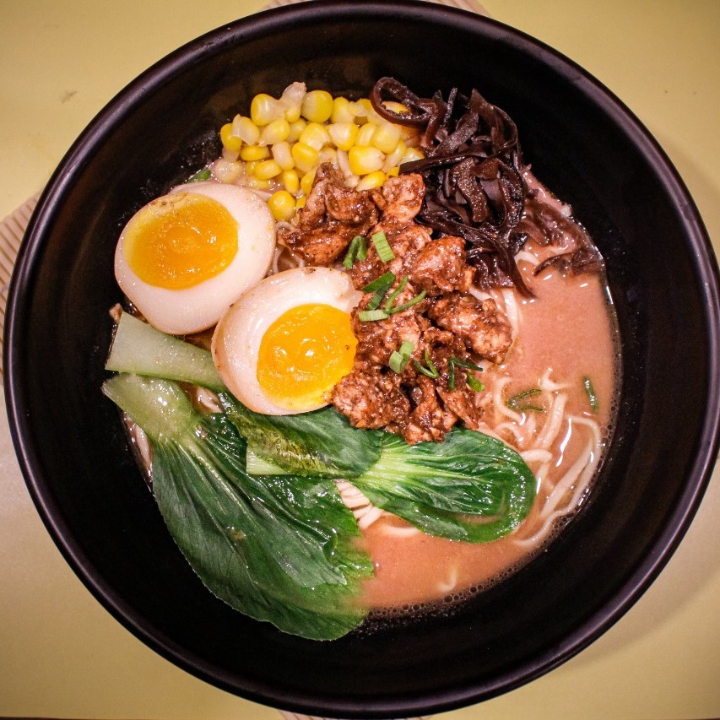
[414,349,439,379]
[507,388,545,412]
[342,234,368,269]
[361,271,395,311]
[371,231,395,262]
[383,275,409,311]
[388,289,426,314]
[188,168,212,182]
[583,375,599,413]
[466,374,485,392]
[389,340,414,373]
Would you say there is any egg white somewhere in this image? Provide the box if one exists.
[114,181,276,335]
[212,267,362,415]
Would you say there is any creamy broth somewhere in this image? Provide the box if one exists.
[360,255,618,609]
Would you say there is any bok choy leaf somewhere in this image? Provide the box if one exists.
[102,373,372,640]
[352,430,536,543]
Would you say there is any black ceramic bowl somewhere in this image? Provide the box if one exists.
[5,2,720,717]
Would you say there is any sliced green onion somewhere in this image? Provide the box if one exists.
[359,309,390,322]
[507,388,545,412]
[466,374,485,392]
[383,275,409,311]
[389,340,415,374]
[448,360,456,390]
[188,168,212,182]
[583,375,599,413]
[450,356,485,372]
[413,348,439,379]
[399,340,415,356]
[389,351,409,373]
[361,271,395,293]
[343,235,367,269]
[371,231,395,262]
[389,289,427,314]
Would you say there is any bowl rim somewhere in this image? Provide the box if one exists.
[5,0,720,715]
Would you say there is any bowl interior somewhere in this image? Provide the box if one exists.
[5,2,720,717]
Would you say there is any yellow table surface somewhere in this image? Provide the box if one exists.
[2,1,720,718]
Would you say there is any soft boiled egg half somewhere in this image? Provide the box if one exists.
[212,267,362,415]
[115,181,275,335]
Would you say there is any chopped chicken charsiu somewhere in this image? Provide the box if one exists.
[279,165,513,443]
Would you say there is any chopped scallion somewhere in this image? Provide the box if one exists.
[507,388,545,413]
[399,340,415,356]
[361,271,395,293]
[388,289,427,314]
[450,356,485,372]
[583,375,599,413]
[359,308,390,322]
[389,350,409,373]
[413,348,439,379]
[188,168,212,182]
[371,231,395,262]
[343,235,367,269]
[383,275,409,311]
[466,374,485,392]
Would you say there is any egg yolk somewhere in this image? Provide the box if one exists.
[123,192,238,290]
[257,303,357,411]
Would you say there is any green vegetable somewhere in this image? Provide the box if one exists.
[102,373,372,640]
[414,349,439,379]
[388,339,414,373]
[352,430,536,543]
[219,392,383,478]
[187,168,212,182]
[371,231,395,262]
[106,312,224,391]
[583,375,599,413]
[507,387,545,413]
[342,234,367,269]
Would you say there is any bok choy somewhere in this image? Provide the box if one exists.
[102,373,372,640]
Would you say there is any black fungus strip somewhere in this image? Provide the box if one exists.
[370,77,604,296]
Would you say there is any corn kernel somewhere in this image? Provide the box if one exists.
[246,176,272,191]
[301,90,334,124]
[254,159,283,181]
[221,147,240,162]
[356,122,377,147]
[356,170,386,191]
[271,141,294,171]
[354,98,382,125]
[245,160,258,176]
[287,118,307,144]
[348,145,385,175]
[268,190,297,222]
[240,144,271,162]
[401,146,425,164]
[213,159,243,184]
[251,93,283,126]
[331,96,356,124]
[383,101,409,115]
[318,148,337,167]
[299,122,331,151]
[220,123,243,152]
[296,196,307,210]
[291,142,319,174]
[282,169,300,195]
[232,115,260,145]
[259,118,290,146]
[372,122,402,155]
[383,140,407,172]
[300,170,316,196]
[386,166,400,177]
[327,122,358,152]
[279,82,306,123]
